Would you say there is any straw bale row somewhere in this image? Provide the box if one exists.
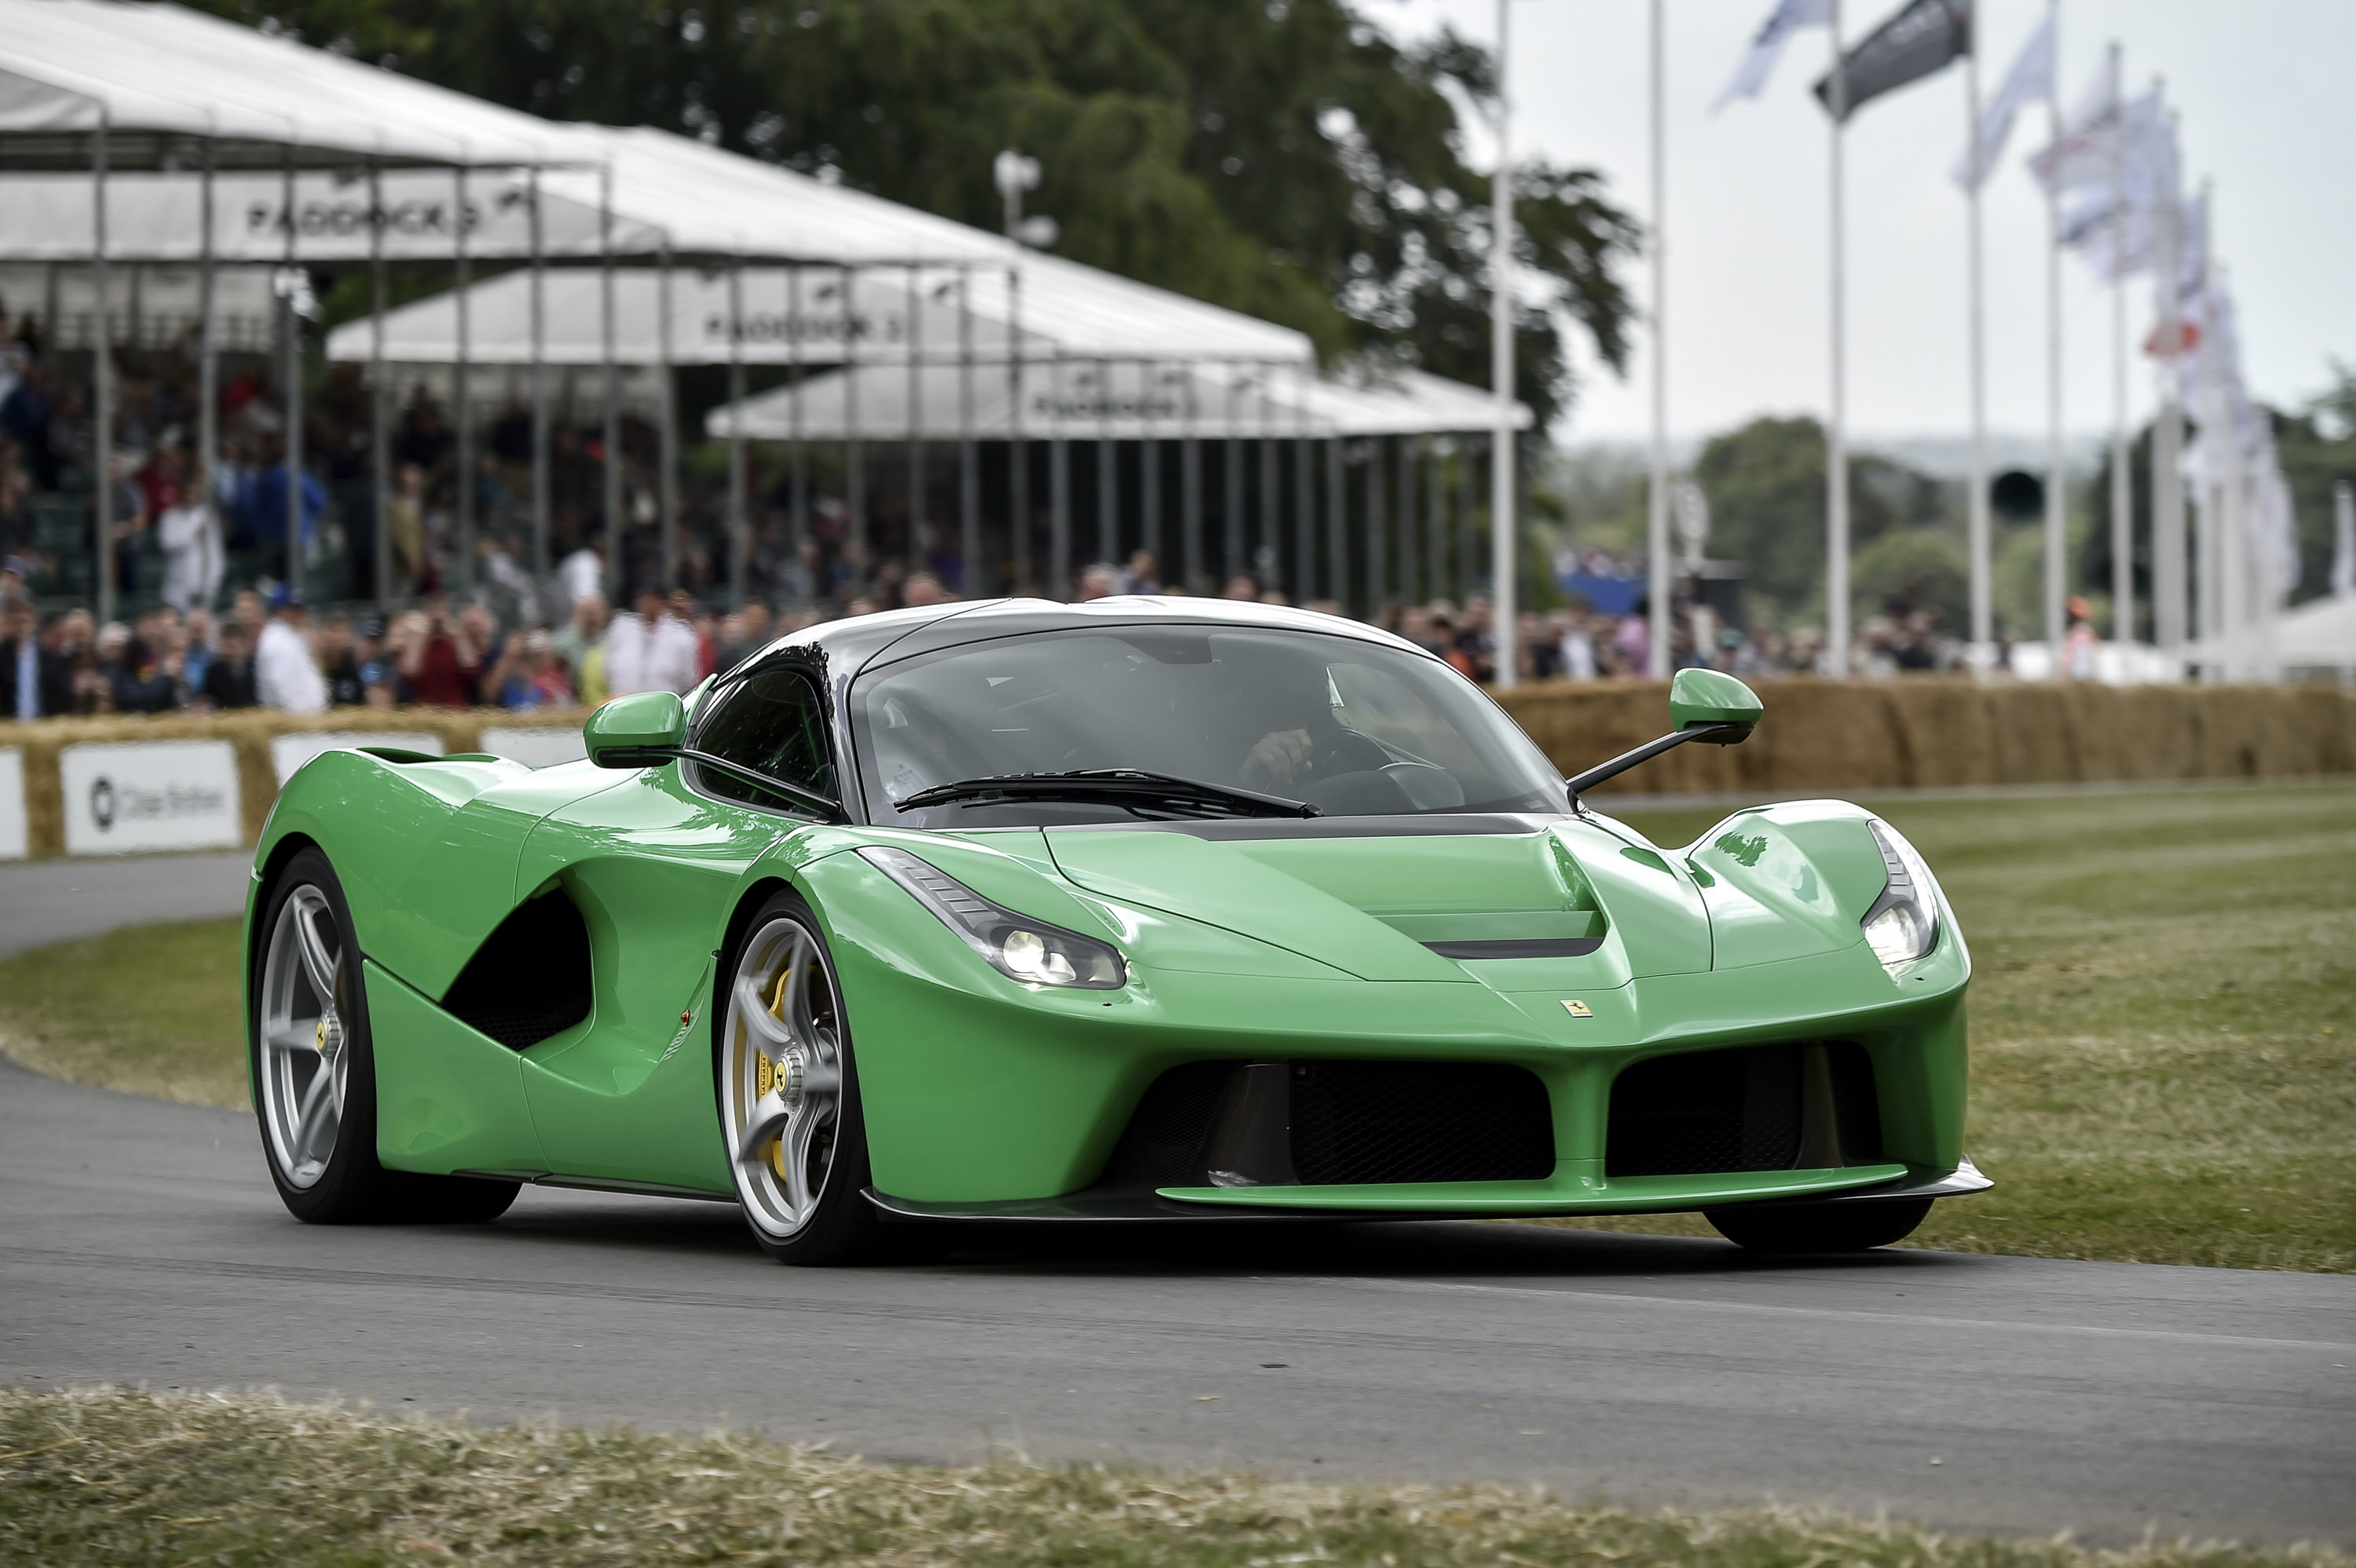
[1497,678,2356,797]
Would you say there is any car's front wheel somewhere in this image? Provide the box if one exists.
[1704,1197,1932,1254]
[718,890,909,1266]
[252,846,518,1226]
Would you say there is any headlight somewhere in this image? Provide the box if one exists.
[858,846,1126,989]
[1860,820,1940,972]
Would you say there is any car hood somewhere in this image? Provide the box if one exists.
[1042,819,1721,985]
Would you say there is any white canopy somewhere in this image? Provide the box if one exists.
[2188,594,2356,680]
[324,261,1312,370]
[703,360,1526,442]
[0,0,573,170]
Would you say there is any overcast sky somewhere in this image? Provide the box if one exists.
[1377,0,2355,448]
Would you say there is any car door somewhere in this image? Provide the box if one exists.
[514,667,843,1191]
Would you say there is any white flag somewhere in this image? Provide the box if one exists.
[1714,0,1833,113]
[1953,13,2054,189]
[2031,82,2164,196]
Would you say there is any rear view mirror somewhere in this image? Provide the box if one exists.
[586,690,686,768]
[1667,669,1762,743]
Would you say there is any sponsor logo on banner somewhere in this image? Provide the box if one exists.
[60,740,242,856]
[270,731,447,786]
[481,726,588,770]
[0,747,25,861]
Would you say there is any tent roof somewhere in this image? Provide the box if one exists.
[702,360,1524,441]
[2190,593,2356,670]
[0,0,573,170]
[324,262,1312,371]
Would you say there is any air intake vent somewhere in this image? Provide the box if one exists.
[1606,1042,1880,1177]
[1290,1060,1554,1185]
[441,890,594,1051]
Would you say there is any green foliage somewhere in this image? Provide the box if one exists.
[1688,415,1960,627]
[192,0,1639,430]
[1852,524,1968,634]
[2272,364,2356,602]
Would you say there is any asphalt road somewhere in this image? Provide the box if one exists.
[2,853,2352,1545]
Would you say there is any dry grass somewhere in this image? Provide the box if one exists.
[0,916,248,1110]
[1,1387,2342,1568]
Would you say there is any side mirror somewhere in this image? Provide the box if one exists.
[586,690,686,768]
[1667,668,1762,744]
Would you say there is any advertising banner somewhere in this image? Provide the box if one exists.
[60,741,243,857]
[0,747,25,861]
[271,731,448,787]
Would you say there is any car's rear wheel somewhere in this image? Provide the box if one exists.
[253,846,518,1226]
[718,890,913,1266]
[1704,1197,1932,1254]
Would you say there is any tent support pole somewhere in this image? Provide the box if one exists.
[1460,437,1478,607]
[91,116,114,627]
[1426,435,1445,609]
[196,140,218,554]
[658,239,677,594]
[529,166,550,594]
[957,266,978,595]
[1366,435,1386,619]
[1007,261,1029,594]
[785,262,803,596]
[1222,367,1242,584]
[1048,356,1069,597]
[369,161,390,612]
[1326,437,1348,620]
[843,264,864,596]
[1398,432,1418,608]
[1095,358,1114,569]
[728,258,747,609]
[1140,360,1161,579]
[280,144,302,605]
[905,264,924,582]
[600,163,621,605]
[1258,365,1279,594]
[453,165,474,596]
[1181,389,1202,595]
[1293,364,1313,603]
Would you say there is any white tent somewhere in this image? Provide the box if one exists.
[321,262,1303,371]
[0,0,573,170]
[704,360,1525,442]
[2187,594,2356,685]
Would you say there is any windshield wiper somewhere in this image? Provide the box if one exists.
[894,768,1319,820]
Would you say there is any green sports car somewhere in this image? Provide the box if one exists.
[245,597,1986,1264]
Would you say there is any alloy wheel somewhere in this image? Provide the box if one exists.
[721,914,845,1237]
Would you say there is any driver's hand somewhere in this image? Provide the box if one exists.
[1241,728,1312,791]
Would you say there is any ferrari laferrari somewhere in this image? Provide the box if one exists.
[246,596,1986,1263]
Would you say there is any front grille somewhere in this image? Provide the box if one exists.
[1290,1061,1554,1184]
[1606,1044,1802,1177]
[1094,1058,1557,1190]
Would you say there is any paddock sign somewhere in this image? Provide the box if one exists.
[60,740,242,856]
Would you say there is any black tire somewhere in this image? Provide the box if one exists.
[716,888,914,1266]
[251,846,521,1226]
[1704,1197,1933,1254]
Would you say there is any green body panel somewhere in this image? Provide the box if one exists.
[1667,667,1764,733]
[363,959,545,1172]
[248,729,1974,1219]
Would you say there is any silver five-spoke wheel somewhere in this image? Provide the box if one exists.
[722,912,845,1237]
[258,883,348,1190]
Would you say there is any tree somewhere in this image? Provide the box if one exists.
[1687,415,1959,625]
[195,0,1637,430]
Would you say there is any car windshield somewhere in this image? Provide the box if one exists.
[851,625,1568,828]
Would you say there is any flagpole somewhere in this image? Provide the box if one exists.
[2042,0,2066,669]
[1647,0,1670,679]
[2150,93,2186,664]
[1825,0,1850,677]
[1964,24,1990,667]
[2106,42,2131,646]
[1491,0,1519,688]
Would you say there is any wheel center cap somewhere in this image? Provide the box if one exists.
[316,1010,342,1065]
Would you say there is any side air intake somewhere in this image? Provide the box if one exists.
[441,889,594,1051]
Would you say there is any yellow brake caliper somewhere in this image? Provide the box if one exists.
[755,963,792,1179]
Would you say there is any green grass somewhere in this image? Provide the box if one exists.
[2,783,2351,1271]
[0,916,247,1111]
[1,1388,2341,1568]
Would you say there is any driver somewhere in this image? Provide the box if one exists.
[1235,659,1388,796]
